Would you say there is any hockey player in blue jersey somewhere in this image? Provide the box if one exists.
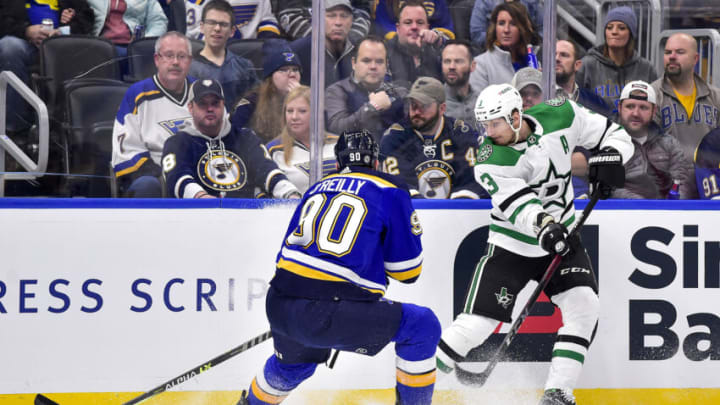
[237,130,441,405]
[694,128,720,200]
[161,78,300,199]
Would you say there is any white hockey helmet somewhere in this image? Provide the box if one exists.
[474,83,524,144]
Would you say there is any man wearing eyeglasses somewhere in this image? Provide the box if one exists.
[380,76,488,199]
[112,31,195,197]
[189,0,259,108]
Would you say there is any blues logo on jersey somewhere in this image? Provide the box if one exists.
[415,160,455,198]
[197,149,248,191]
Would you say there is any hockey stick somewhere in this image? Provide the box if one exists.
[455,189,601,387]
[35,394,60,405]
[121,330,272,405]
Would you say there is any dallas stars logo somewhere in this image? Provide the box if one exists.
[529,160,572,209]
[495,287,514,308]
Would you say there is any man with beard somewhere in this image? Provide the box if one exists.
[325,35,408,141]
[651,33,720,167]
[613,80,695,199]
[161,79,300,199]
[291,0,354,88]
[380,77,488,199]
[554,39,610,117]
[442,40,481,131]
[385,0,443,87]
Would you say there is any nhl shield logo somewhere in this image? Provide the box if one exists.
[197,149,248,191]
[414,160,455,199]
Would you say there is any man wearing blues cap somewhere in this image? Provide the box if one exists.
[614,80,695,199]
[161,78,300,199]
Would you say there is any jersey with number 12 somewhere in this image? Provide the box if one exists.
[271,167,423,301]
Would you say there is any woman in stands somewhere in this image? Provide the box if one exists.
[575,6,658,117]
[231,40,302,144]
[266,86,337,193]
[468,1,537,94]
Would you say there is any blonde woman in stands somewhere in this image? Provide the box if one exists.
[266,86,338,193]
[468,1,538,94]
[231,40,302,144]
[575,6,657,117]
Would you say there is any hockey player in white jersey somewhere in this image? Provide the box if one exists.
[436,84,633,405]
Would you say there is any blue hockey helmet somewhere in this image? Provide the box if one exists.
[334,129,379,170]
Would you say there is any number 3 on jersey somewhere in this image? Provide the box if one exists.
[286,194,368,256]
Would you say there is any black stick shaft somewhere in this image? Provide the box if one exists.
[122,330,272,405]
[457,191,601,386]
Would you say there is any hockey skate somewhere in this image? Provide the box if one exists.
[236,390,249,405]
[539,389,577,405]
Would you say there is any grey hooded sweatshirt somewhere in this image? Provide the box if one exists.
[576,45,658,116]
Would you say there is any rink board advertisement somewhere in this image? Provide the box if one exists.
[0,199,718,401]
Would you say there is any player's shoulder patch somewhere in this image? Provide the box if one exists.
[526,133,540,146]
[544,97,567,107]
[476,143,494,163]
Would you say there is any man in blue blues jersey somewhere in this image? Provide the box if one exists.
[237,130,441,405]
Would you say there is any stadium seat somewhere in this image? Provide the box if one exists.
[36,35,120,124]
[227,39,265,76]
[64,79,129,197]
[126,37,159,82]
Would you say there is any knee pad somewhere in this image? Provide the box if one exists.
[552,286,599,341]
[441,313,499,358]
[393,303,441,361]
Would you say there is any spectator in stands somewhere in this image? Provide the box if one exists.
[188,0,258,108]
[162,78,301,198]
[468,1,535,94]
[652,32,720,170]
[325,35,407,141]
[158,0,185,33]
[614,80,695,199]
[186,0,281,40]
[511,66,542,110]
[373,0,455,41]
[87,0,168,75]
[111,31,194,197]
[694,128,720,200]
[385,0,444,86]
[0,0,94,133]
[381,77,488,199]
[277,0,371,44]
[267,86,338,192]
[290,0,354,88]
[469,0,542,50]
[554,39,611,117]
[441,39,480,131]
[232,40,302,144]
[575,6,657,117]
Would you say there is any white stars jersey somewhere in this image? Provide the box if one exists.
[474,99,633,257]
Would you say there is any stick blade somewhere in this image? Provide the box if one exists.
[35,394,61,405]
[455,364,491,387]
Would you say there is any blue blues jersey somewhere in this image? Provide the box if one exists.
[694,128,720,200]
[161,117,292,198]
[271,166,424,301]
[381,116,488,199]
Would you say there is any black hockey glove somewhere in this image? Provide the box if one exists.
[588,147,624,199]
[536,213,570,256]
